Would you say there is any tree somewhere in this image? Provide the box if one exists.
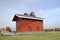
[30,11,36,17]
[5,26,11,32]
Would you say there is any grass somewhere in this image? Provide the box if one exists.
[0,32,60,40]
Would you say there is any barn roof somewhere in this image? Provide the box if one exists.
[12,14,43,21]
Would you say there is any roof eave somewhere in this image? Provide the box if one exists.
[16,15,43,20]
[12,15,19,21]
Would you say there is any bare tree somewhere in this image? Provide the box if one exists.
[5,26,11,32]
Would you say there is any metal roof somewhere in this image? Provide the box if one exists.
[15,14,43,20]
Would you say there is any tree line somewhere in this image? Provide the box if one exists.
[45,28,60,32]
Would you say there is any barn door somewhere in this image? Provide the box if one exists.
[28,26,32,32]
[37,26,40,31]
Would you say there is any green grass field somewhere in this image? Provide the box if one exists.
[0,32,60,40]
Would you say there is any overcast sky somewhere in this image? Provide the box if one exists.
[0,0,60,30]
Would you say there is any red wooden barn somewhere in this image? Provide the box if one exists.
[12,12,44,32]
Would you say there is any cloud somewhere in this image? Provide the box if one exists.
[39,8,60,17]
[38,8,60,29]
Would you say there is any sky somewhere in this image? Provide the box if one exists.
[0,0,60,31]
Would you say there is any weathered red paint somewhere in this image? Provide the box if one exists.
[16,18,44,32]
